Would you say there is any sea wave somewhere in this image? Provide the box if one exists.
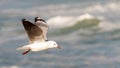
[47,13,120,33]
[1,13,120,40]
[0,1,120,36]
[49,16,100,35]
[47,13,96,28]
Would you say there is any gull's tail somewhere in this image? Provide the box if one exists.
[16,45,30,50]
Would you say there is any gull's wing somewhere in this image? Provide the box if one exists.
[22,19,45,43]
[35,18,48,40]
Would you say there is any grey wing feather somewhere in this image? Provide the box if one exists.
[35,21,48,40]
[22,19,45,43]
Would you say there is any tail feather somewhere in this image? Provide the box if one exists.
[16,46,30,50]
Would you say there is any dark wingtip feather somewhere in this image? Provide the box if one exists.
[22,18,25,20]
[22,18,27,22]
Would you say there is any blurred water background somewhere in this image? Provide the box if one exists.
[0,0,120,68]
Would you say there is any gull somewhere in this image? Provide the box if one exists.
[16,17,61,55]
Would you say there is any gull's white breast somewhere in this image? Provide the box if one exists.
[29,42,48,51]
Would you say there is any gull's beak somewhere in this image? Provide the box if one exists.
[57,45,61,49]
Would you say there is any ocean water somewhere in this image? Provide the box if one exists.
[0,0,120,68]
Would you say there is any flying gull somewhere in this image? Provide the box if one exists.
[17,17,61,55]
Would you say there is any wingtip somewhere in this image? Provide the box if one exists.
[35,16,39,19]
[35,16,40,22]
[22,18,27,22]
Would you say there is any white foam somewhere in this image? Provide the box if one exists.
[98,21,120,31]
[77,13,95,20]
[47,12,120,32]
[47,13,97,28]
[47,16,75,28]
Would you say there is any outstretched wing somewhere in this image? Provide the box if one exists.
[35,17,48,40]
[22,19,45,43]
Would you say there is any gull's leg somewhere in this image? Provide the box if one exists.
[22,49,31,55]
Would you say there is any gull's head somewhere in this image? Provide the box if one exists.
[47,41,61,49]
[35,17,46,23]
